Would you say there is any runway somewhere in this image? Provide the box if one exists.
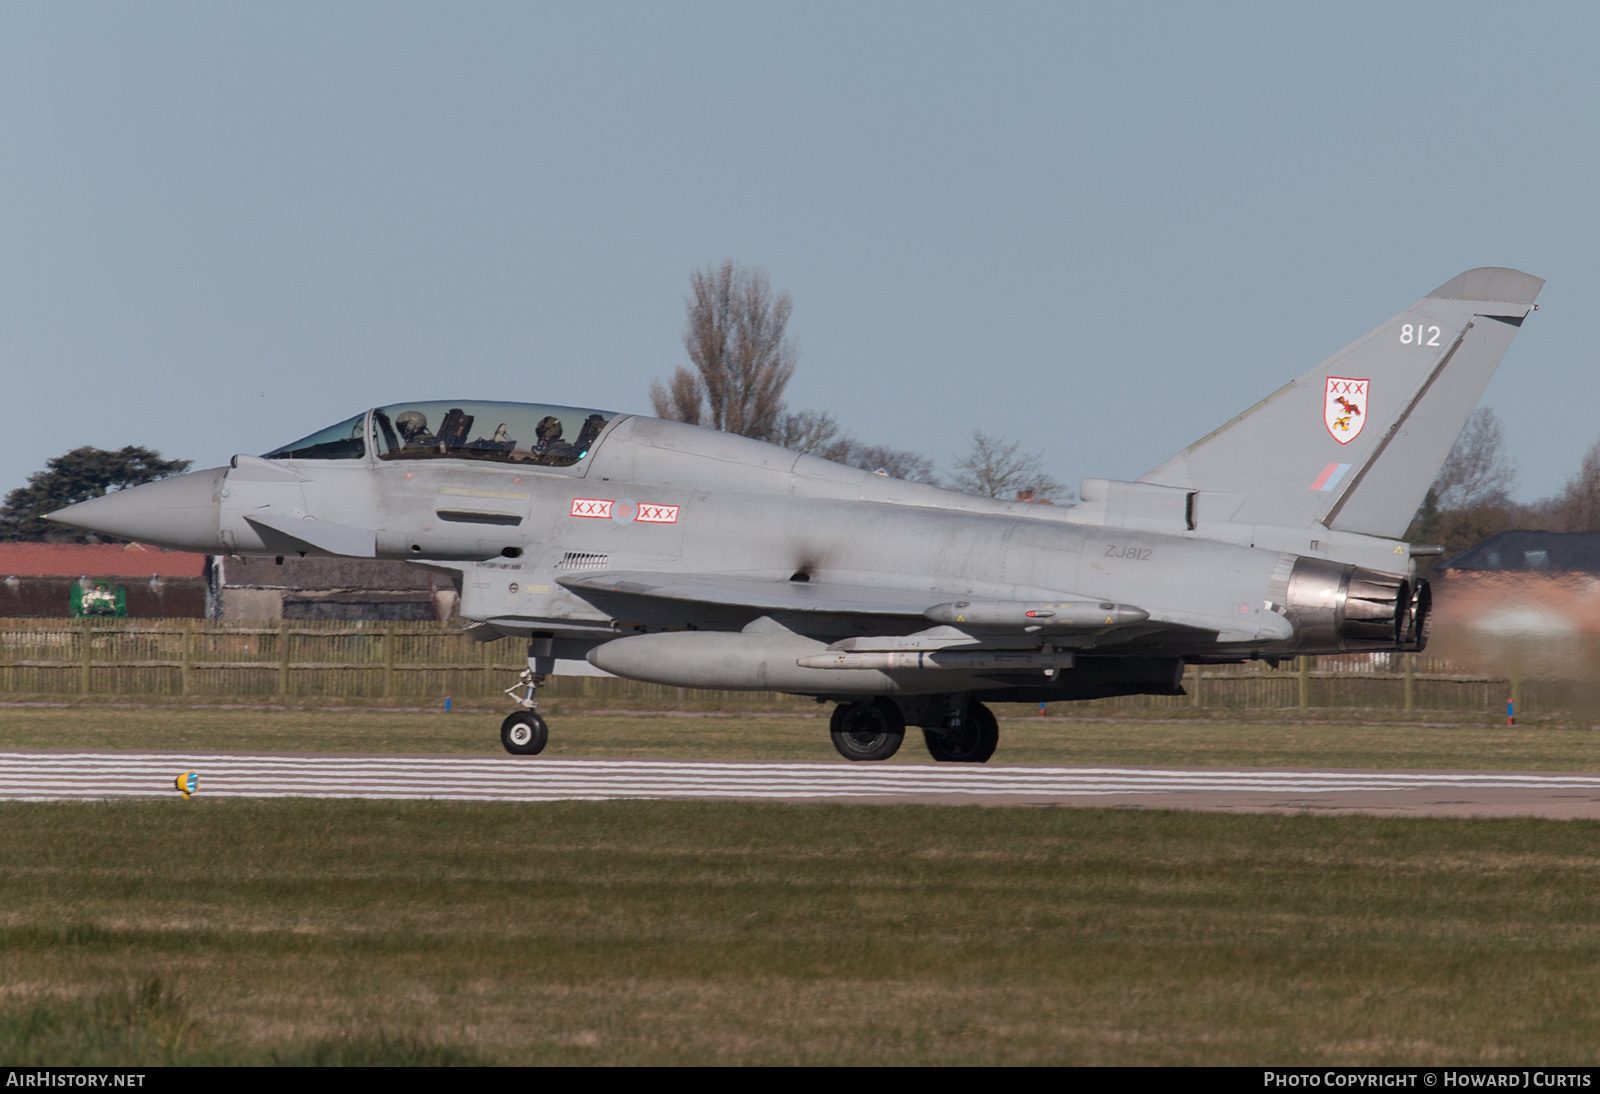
[5,751,1600,817]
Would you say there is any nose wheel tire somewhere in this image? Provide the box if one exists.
[923,701,998,763]
[829,698,905,762]
[501,711,549,756]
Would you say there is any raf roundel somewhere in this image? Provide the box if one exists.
[1323,376,1368,444]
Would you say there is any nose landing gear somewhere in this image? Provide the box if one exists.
[501,708,549,755]
[500,666,549,756]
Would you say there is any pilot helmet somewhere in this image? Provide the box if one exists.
[396,410,428,438]
[536,416,564,441]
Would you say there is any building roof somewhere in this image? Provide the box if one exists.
[0,542,207,578]
[1439,530,1600,573]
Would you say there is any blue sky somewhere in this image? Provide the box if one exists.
[1,3,1593,502]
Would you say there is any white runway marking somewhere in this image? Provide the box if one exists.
[4,751,1600,817]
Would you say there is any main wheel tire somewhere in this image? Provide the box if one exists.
[924,701,998,763]
[500,711,549,756]
[829,699,905,762]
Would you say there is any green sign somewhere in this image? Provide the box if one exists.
[70,580,127,618]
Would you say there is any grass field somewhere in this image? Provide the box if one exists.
[3,799,1600,1065]
[2,701,1599,770]
[6,703,1600,1065]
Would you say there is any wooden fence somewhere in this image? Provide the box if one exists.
[0,619,1587,716]
[0,619,692,706]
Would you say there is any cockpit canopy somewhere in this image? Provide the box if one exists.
[372,401,615,467]
[262,401,618,468]
[263,412,367,461]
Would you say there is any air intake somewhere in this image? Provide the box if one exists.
[555,552,609,571]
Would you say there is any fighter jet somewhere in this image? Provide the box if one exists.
[50,267,1542,763]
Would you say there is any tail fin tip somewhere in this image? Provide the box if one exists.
[1427,267,1544,306]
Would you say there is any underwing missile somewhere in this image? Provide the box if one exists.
[796,649,1076,671]
[923,600,1148,628]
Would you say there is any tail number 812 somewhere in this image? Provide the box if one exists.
[1400,324,1442,347]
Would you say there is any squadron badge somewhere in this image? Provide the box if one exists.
[1323,377,1368,444]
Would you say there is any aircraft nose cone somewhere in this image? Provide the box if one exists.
[47,466,226,552]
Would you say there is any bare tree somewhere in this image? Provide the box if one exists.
[1432,407,1516,510]
[646,266,939,482]
[771,409,940,484]
[651,261,797,440]
[649,366,705,427]
[1406,407,1520,563]
[772,409,852,461]
[846,443,940,485]
[1549,438,1600,532]
[950,431,1066,501]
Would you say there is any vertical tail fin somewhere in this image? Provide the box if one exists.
[1139,268,1543,538]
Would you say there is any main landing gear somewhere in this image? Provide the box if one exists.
[827,696,999,763]
[500,667,548,756]
[829,698,905,761]
[923,700,998,763]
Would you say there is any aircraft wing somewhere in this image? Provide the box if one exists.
[555,570,1293,649]
[556,571,1153,630]
[556,571,943,617]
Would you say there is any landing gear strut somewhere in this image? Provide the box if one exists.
[829,698,905,761]
[500,660,549,756]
